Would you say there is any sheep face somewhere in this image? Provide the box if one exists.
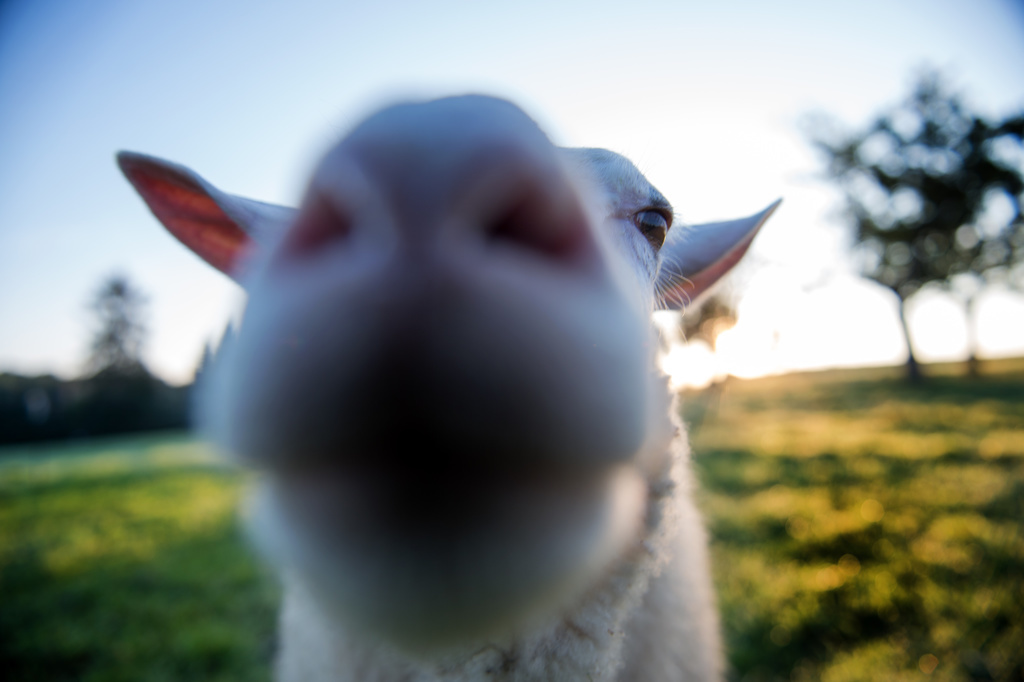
[117,95,778,651]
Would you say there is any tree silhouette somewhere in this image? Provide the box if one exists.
[680,292,737,351]
[86,274,151,378]
[809,72,1023,379]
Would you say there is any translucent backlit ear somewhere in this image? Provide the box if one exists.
[117,152,296,282]
[656,199,781,309]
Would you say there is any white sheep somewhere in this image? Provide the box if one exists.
[117,95,778,682]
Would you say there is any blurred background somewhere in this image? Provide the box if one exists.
[1,1,1021,681]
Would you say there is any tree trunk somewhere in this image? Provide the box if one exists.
[897,297,922,382]
[965,294,980,378]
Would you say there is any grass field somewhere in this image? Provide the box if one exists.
[1,359,1022,681]
[682,357,1024,682]
[0,434,278,682]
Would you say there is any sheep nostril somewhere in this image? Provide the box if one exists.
[484,182,590,263]
[280,193,352,258]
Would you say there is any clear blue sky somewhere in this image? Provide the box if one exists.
[2,0,1023,384]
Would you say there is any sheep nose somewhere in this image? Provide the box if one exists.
[277,96,596,270]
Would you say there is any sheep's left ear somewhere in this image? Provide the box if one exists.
[656,199,781,309]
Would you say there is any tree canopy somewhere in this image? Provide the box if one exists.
[809,72,1024,377]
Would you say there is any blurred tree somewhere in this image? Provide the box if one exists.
[86,274,151,378]
[680,292,737,351]
[0,275,192,444]
[809,72,1024,379]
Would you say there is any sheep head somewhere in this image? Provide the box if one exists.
[118,95,778,649]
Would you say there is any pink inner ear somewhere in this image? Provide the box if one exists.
[661,228,759,308]
[128,167,250,276]
[680,229,758,303]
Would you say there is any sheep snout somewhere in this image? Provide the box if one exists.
[210,98,653,477]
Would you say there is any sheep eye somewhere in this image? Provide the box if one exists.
[635,210,669,250]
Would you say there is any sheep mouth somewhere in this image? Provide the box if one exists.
[252,459,648,645]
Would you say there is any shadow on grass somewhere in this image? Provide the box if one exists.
[698,447,1024,681]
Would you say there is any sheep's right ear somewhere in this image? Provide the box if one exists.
[117,152,297,282]
[656,199,781,309]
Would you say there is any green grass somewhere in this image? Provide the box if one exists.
[0,433,278,682]
[1,359,1022,681]
[682,357,1024,682]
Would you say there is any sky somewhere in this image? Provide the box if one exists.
[1,0,1022,386]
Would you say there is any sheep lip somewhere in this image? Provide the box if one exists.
[270,456,630,552]
[270,439,622,478]
[276,458,596,491]
[273,459,620,529]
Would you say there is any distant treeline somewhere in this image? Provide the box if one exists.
[0,371,191,445]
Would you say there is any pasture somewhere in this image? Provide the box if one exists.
[2,359,1022,681]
